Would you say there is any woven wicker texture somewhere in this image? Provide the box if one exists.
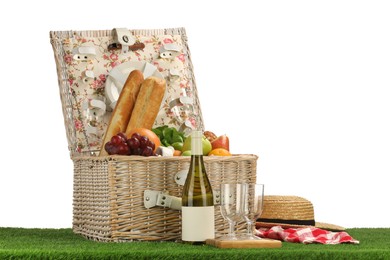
[261,196,314,221]
[73,154,258,242]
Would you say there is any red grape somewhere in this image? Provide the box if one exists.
[106,141,120,155]
[111,135,123,145]
[146,140,155,151]
[132,147,142,155]
[104,141,114,154]
[117,143,130,155]
[114,146,121,154]
[127,137,140,149]
[142,146,153,156]
[139,136,149,149]
[131,133,142,140]
[117,132,127,141]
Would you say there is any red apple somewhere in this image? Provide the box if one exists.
[211,135,230,151]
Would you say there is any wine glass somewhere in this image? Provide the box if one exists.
[219,183,246,240]
[241,183,265,240]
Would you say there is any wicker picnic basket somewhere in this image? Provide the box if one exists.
[50,28,258,241]
[73,155,257,241]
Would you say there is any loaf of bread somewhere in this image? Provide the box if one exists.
[125,76,166,135]
[99,70,144,156]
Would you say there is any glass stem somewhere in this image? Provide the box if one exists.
[229,221,236,237]
[247,220,253,236]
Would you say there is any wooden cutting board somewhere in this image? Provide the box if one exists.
[206,238,282,248]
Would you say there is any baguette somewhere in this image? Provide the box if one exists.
[99,70,144,156]
[125,76,166,134]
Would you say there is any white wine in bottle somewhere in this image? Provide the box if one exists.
[181,130,215,243]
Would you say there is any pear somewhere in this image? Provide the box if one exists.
[211,135,230,151]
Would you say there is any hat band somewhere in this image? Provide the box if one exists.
[257,218,315,226]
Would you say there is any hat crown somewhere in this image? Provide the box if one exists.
[260,196,315,221]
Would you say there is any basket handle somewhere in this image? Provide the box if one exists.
[144,190,182,210]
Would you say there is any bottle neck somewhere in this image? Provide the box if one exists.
[191,132,203,156]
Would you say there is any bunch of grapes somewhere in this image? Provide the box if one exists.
[104,132,156,156]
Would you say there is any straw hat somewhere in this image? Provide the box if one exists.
[256,195,345,231]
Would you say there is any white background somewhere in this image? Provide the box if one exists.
[1,0,389,229]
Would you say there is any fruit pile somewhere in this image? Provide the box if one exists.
[180,130,231,156]
[207,133,231,156]
[103,126,232,157]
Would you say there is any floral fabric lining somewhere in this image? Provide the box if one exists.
[56,31,201,154]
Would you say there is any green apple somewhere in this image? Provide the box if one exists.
[182,134,212,156]
[181,150,192,156]
[171,142,183,151]
[202,137,212,155]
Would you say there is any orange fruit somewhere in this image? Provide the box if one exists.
[173,150,182,156]
[208,148,232,156]
[126,128,161,151]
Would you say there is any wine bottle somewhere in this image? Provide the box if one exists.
[181,130,215,243]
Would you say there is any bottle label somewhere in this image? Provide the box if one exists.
[182,206,215,241]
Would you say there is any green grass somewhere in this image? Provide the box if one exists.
[0,228,389,259]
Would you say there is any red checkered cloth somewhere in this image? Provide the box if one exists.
[256,226,360,244]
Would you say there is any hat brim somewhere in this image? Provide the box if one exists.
[256,221,345,232]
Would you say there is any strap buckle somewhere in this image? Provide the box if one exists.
[110,28,145,53]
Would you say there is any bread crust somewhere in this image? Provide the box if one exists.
[125,76,166,135]
[99,70,144,156]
